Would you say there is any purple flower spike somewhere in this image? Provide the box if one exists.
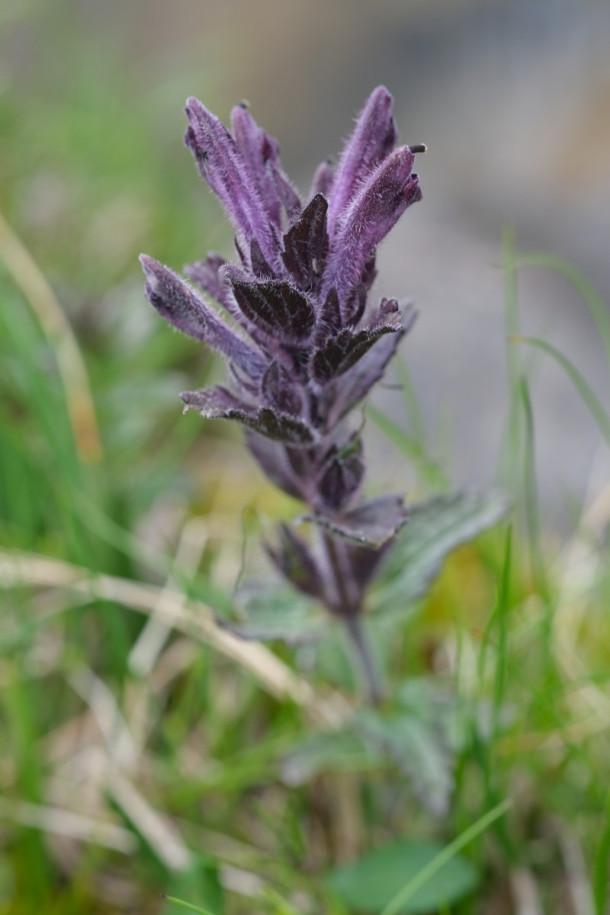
[327,85,398,233]
[185,99,277,268]
[141,87,424,654]
[323,147,421,308]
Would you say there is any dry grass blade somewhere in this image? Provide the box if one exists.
[0,548,350,727]
[128,517,209,678]
[557,823,595,915]
[509,867,543,915]
[107,766,193,871]
[0,797,137,853]
[0,209,102,462]
[68,668,139,770]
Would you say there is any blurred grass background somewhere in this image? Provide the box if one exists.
[1,1,610,913]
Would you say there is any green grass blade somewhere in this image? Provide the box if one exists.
[379,799,512,915]
[162,894,218,915]
[395,355,426,445]
[366,403,448,489]
[492,525,512,739]
[516,252,610,367]
[498,226,524,492]
[519,378,550,603]
[510,335,610,447]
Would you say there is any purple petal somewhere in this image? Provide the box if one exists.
[230,103,302,224]
[184,254,228,303]
[230,103,283,229]
[309,160,335,199]
[327,86,398,234]
[342,285,367,328]
[140,255,265,379]
[184,98,277,265]
[322,147,421,307]
[309,302,403,385]
[268,160,302,222]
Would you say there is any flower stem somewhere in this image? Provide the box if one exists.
[343,614,384,707]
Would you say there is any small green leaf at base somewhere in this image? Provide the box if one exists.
[327,839,479,913]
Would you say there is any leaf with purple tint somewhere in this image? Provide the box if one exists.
[140,255,265,379]
[281,193,329,290]
[346,542,391,592]
[261,361,303,416]
[332,304,417,420]
[310,304,403,384]
[250,238,275,279]
[245,432,303,499]
[316,434,364,512]
[303,494,408,548]
[231,280,315,341]
[181,386,315,445]
[266,523,325,599]
[314,288,342,343]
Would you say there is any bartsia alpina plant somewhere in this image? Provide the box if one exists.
[141,87,426,702]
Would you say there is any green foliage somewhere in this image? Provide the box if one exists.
[328,838,479,913]
[371,491,507,618]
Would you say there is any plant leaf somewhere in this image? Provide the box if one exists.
[354,699,455,816]
[231,280,315,341]
[223,583,326,643]
[327,839,478,913]
[281,193,329,289]
[281,730,383,786]
[310,306,402,384]
[372,491,507,617]
[303,494,407,547]
[181,386,315,445]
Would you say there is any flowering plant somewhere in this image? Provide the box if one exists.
[141,87,502,703]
